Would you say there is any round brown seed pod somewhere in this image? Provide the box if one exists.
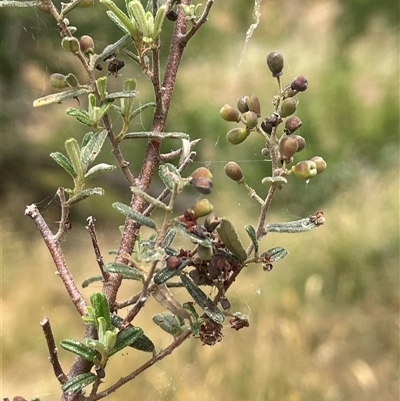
[266,51,284,77]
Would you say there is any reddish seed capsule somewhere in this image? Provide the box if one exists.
[291,75,308,92]
[266,51,284,77]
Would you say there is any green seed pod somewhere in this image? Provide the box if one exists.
[242,111,259,129]
[279,98,297,118]
[291,160,317,179]
[237,95,249,113]
[224,161,244,183]
[292,135,306,152]
[266,51,284,77]
[61,36,80,54]
[281,85,297,99]
[50,73,68,89]
[204,212,221,232]
[284,116,302,134]
[291,75,308,92]
[279,135,299,161]
[65,73,80,88]
[197,244,213,261]
[310,156,327,174]
[247,94,261,117]
[220,104,240,122]
[79,35,94,55]
[190,199,214,217]
[227,128,250,145]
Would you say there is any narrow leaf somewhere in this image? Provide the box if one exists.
[67,187,104,205]
[217,217,247,262]
[93,34,130,69]
[60,339,98,361]
[104,90,138,101]
[105,11,130,35]
[103,262,144,280]
[153,4,167,39]
[64,137,83,180]
[90,292,112,329]
[82,275,104,288]
[152,284,191,319]
[61,373,97,393]
[84,163,116,181]
[81,129,108,166]
[124,130,190,141]
[130,185,169,211]
[154,259,189,285]
[158,163,182,192]
[33,88,93,107]
[66,107,96,127]
[0,1,39,7]
[174,223,212,247]
[260,246,289,262]
[50,152,77,178]
[266,215,325,233]
[181,274,225,324]
[245,224,258,254]
[108,326,143,356]
[161,228,176,249]
[81,132,94,148]
[112,202,157,230]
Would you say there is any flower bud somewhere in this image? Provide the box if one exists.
[189,199,214,218]
[236,95,249,113]
[291,160,317,179]
[279,98,297,118]
[266,51,284,77]
[204,212,221,232]
[247,94,261,117]
[50,73,68,89]
[226,128,250,145]
[291,75,308,92]
[279,135,299,161]
[284,116,302,134]
[292,135,306,152]
[220,104,240,122]
[242,111,258,129]
[190,167,213,194]
[224,161,244,183]
[310,156,327,174]
[79,35,94,55]
[61,36,80,54]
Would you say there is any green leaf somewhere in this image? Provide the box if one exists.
[61,372,97,393]
[96,76,108,99]
[245,224,258,254]
[66,107,96,128]
[64,137,83,180]
[152,284,191,319]
[174,223,212,247]
[129,1,150,37]
[153,4,167,39]
[110,314,155,353]
[161,228,176,249]
[108,325,144,356]
[93,34,130,70]
[158,163,182,192]
[33,88,93,107]
[104,90,138,101]
[60,339,98,362]
[50,151,77,178]
[153,312,183,337]
[217,217,247,262]
[80,129,108,166]
[103,262,144,280]
[153,259,189,285]
[260,246,289,262]
[181,274,225,324]
[67,187,104,205]
[82,275,104,288]
[130,185,169,211]
[0,1,40,7]
[112,202,158,230]
[266,216,325,233]
[81,132,94,148]
[84,163,116,181]
[90,292,112,329]
[120,78,137,117]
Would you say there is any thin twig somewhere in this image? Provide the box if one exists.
[86,216,109,280]
[25,204,87,316]
[40,317,68,384]
[87,329,192,401]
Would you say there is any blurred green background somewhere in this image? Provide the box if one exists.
[1,0,399,400]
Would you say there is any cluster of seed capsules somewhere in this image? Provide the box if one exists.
[220,51,327,181]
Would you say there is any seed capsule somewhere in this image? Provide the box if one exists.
[79,35,94,55]
[292,135,306,152]
[61,36,80,54]
[279,98,297,118]
[242,111,258,129]
[279,135,299,161]
[247,94,261,117]
[224,161,244,183]
[190,167,213,194]
[50,73,68,89]
[226,128,250,145]
[291,75,308,92]
[291,160,317,179]
[236,96,249,113]
[220,104,240,122]
[266,51,284,77]
[284,116,302,134]
[189,199,214,217]
[204,213,221,232]
[309,156,327,174]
